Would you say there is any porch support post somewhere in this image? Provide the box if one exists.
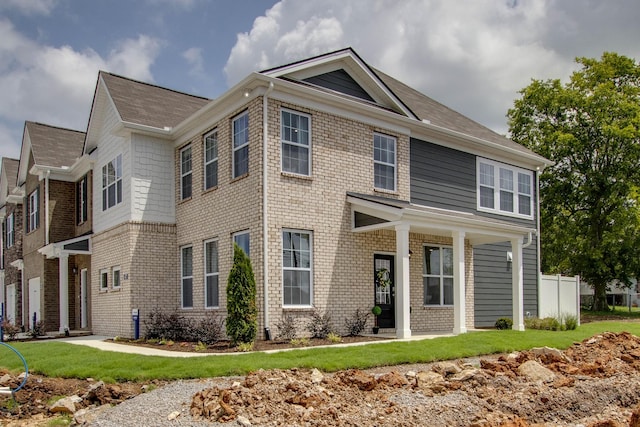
[59,252,69,334]
[511,237,525,331]
[395,223,411,339]
[452,230,467,334]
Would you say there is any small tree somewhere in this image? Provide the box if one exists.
[226,243,258,344]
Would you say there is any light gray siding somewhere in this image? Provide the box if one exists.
[409,137,539,327]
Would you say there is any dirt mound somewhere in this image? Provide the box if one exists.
[190,332,640,426]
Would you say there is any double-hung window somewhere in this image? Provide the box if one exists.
[6,213,14,248]
[77,175,88,224]
[102,154,122,210]
[181,245,193,308]
[282,230,312,306]
[281,110,310,175]
[477,158,533,219]
[232,112,249,178]
[26,188,39,233]
[180,145,192,200]
[373,133,396,191]
[233,231,250,257]
[204,239,219,308]
[423,245,454,306]
[204,130,218,190]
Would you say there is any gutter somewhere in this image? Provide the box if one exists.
[262,81,274,339]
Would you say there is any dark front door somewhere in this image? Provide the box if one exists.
[374,254,395,328]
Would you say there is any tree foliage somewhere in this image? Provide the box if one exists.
[508,52,640,311]
[226,243,257,344]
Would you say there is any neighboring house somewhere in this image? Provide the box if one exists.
[1,157,23,326]
[15,122,90,333]
[2,47,549,338]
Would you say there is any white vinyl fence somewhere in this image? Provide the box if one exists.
[539,274,580,325]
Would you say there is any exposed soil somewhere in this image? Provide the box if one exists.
[4,331,640,426]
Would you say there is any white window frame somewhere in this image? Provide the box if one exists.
[181,245,193,309]
[77,175,88,224]
[112,266,121,289]
[423,245,454,307]
[27,189,39,233]
[232,111,249,179]
[100,269,109,291]
[476,158,534,219]
[180,145,192,200]
[102,154,122,211]
[281,109,311,176]
[204,239,219,308]
[282,229,313,307]
[204,130,219,190]
[373,133,397,192]
[6,213,14,248]
[233,231,250,257]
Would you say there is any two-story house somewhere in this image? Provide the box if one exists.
[15,122,91,333]
[1,157,23,326]
[82,48,548,339]
[4,48,549,339]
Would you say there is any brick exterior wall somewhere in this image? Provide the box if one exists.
[3,202,23,326]
[173,96,476,339]
[48,180,76,243]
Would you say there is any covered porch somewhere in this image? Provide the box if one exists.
[348,192,535,339]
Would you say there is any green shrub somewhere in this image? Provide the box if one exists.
[290,337,310,347]
[327,332,343,343]
[236,342,255,352]
[306,310,333,339]
[226,243,258,345]
[344,308,369,336]
[275,314,297,341]
[494,317,513,330]
[563,314,579,330]
[525,316,563,331]
[30,320,46,338]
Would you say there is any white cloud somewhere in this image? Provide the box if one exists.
[224,0,640,134]
[0,0,56,15]
[0,18,162,150]
[183,47,204,77]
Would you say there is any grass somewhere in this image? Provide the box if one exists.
[0,320,638,382]
[583,306,640,318]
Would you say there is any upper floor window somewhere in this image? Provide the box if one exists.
[204,239,219,308]
[180,145,192,200]
[77,175,88,225]
[26,188,39,233]
[102,154,122,211]
[232,112,249,179]
[281,110,311,176]
[423,245,453,306]
[204,130,218,190]
[181,245,193,308]
[5,213,14,248]
[373,133,396,191]
[233,231,250,257]
[282,230,312,307]
[100,269,109,291]
[112,266,121,289]
[477,158,533,219]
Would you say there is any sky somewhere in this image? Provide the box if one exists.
[1,0,639,166]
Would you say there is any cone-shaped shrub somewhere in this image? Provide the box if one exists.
[226,243,257,344]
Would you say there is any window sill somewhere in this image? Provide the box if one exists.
[282,306,314,311]
[231,173,249,183]
[422,305,454,309]
[202,185,219,195]
[205,306,220,310]
[281,172,312,181]
[373,188,398,196]
[477,206,533,221]
[111,287,121,292]
[178,196,192,205]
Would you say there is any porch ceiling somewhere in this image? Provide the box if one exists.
[347,192,535,246]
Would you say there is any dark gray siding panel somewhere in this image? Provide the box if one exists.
[354,212,388,228]
[474,242,538,327]
[410,138,476,212]
[303,70,375,102]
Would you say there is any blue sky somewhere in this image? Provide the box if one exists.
[1,0,639,164]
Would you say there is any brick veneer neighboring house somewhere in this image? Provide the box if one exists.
[1,157,23,326]
[4,48,550,339]
[15,122,91,333]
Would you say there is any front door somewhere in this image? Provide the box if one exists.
[80,269,88,329]
[28,277,41,329]
[6,284,16,323]
[374,254,395,328]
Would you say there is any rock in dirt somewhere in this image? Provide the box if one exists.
[517,360,557,383]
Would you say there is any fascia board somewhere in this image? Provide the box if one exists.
[16,127,32,186]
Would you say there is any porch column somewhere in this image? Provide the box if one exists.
[452,231,466,334]
[395,223,411,339]
[59,253,69,333]
[511,237,525,331]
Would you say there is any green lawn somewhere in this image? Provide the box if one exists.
[1,320,638,382]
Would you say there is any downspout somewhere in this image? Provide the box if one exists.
[535,168,542,316]
[262,81,274,339]
[44,170,50,245]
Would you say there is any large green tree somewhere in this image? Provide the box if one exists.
[226,243,257,344]
[508,52,640,311]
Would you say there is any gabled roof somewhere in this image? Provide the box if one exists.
[99,72,210,129]
[25,122,85,168]
[1,157,19,190]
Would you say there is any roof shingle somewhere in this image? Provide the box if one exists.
[26,122,85,168]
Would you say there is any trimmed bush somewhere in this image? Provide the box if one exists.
[192,313,225,344]
[1,320,21,341]
[494,317,513,330]
[275,315,297,341]
[144,308,193,341]
[226,243,258,345]
[344,308,369,336]
[306,310,333,339]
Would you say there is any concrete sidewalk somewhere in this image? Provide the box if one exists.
[56,332,455,358]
